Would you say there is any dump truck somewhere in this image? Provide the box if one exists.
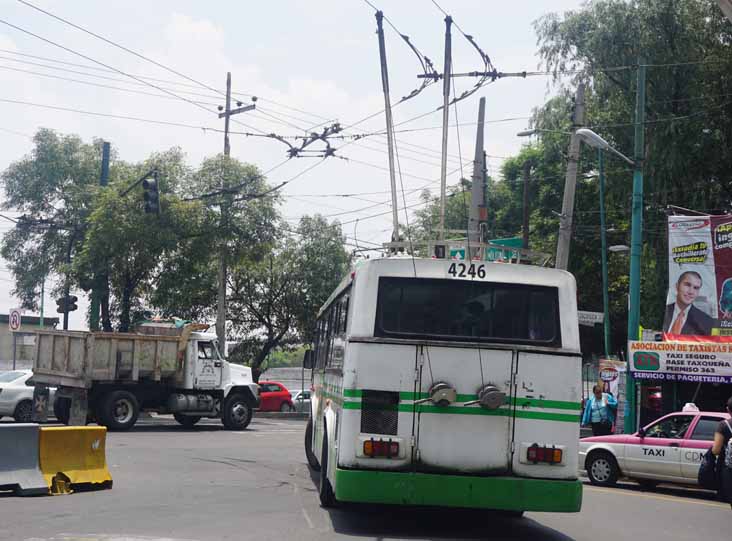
[30,321,259,431]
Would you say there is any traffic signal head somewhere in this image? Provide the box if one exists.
[55,295,78,313]
[142,173,160,214]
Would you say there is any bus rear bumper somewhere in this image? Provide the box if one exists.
[334,468,582,512]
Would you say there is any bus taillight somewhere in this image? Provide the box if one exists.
[363,438,399,458]
[527,444,562,464]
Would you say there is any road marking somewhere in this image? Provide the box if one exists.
[301,508,314,529]
[586,486,730,509]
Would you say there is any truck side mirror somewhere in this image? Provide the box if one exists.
[303,350,314,369]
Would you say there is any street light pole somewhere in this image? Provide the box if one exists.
[598,149,610,358]
[626,59,647,434]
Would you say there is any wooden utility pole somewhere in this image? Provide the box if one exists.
[555,82,585,270]
[217,73,255,348]
[438,16,453,243]
[468,97,486,257]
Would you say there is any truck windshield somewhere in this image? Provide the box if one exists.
[375,277,561,346]
[198,341,222,360]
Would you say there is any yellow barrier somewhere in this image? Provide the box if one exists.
[38,427,113,491]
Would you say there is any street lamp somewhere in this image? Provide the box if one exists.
[516,128,573,137]
[609,245,630,253]
[576,129,635,166]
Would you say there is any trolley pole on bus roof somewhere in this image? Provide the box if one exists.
[375,11,400,247]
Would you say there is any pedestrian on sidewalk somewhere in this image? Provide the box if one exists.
[582,385,617,436]
[711,396,732,509]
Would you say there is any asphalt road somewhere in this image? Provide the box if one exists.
[1,416,729,541]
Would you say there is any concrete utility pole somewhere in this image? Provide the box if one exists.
[438,16,453,242]
[522,160,531,250]
[375,11,399,246]
[217,73,255,348]
[555,82,585,270]
[468,97,486,257]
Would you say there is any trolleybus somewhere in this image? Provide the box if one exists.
[303,257,583,514]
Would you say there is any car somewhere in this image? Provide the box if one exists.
[579,408,731,489]
[0,370,55,423]
[257,381,295,412]
[289,389,311,412]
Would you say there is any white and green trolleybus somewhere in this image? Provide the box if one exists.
[303,256,583,514]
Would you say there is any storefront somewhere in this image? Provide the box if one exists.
[630,341,732,425]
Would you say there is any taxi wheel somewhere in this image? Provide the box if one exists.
[587,451,619,487]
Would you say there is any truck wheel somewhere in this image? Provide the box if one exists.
[174,413,201,428]
[13,400,33,423]
[305,417,320,470]
[586,451,619,487]
[100,390,139,431]
[53,397,71,425]
[319,432,337,507]
[222,393,252,430]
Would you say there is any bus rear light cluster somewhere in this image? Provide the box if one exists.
[527,444,562,464]
[363,438,399,458]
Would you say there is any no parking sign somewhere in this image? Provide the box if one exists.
[9,308,21,332]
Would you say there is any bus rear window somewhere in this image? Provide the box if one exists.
[375,277,561,346]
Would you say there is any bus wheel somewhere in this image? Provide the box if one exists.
[319,433,337,507]
[305,418,320,470]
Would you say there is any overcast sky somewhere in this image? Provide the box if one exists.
[0,0,585,330]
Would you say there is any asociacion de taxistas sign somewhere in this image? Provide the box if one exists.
[628,341,732,383]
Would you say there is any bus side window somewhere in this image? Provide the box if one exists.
[340,294,349,334]
[315,318,327,370]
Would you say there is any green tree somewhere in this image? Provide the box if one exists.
[531,0,732,351]
[1,129,103,310]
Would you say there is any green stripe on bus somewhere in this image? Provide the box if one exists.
[342,401,578,422]
[343,389,363,398]
[512,398,581,411]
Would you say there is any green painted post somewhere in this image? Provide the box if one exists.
[625,59,646,434]
[598,150,610,358]
[90,142,110,331]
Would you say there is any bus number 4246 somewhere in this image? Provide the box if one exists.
[447,262,486,279]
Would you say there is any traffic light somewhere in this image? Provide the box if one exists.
[142,172,160,214]
[55,295,78,313]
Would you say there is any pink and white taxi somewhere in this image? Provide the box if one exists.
[579,409,730,488]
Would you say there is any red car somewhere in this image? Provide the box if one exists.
[257,381,295,412]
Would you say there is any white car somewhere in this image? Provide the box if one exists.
[0,370,55,423]
[579,410,730,488]
[289,389,311,413]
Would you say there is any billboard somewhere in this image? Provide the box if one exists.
[665,215,732,340]
[629,341,732,384]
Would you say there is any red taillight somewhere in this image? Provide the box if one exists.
[363,439,399,458]
[527,444,562,464]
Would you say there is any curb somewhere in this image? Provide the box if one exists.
[255,411,308,420]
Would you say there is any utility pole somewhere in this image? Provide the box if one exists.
[625,59,646,434]
[217,73,255,347]
[598,149,610,358]
[522,160,531,250]
[468,97,486,258]
[555,82,585,270]
[90,141,110,332]
[375,11,399,246]
[438,16,452,243]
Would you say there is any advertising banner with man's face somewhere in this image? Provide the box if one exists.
[666,216,721,339]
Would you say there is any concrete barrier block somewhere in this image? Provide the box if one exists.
[39,426,112,490]
[0,423,49,496]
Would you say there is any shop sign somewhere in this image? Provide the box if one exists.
[629,340,732,383]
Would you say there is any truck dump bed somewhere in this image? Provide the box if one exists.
[32,329,186,389]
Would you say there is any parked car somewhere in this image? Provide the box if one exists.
[289,389,311,412]
[579,408,731,489]
[0,370,55,423]
[258,381,295,412]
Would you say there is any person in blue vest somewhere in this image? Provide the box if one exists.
[582,384,618,436]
